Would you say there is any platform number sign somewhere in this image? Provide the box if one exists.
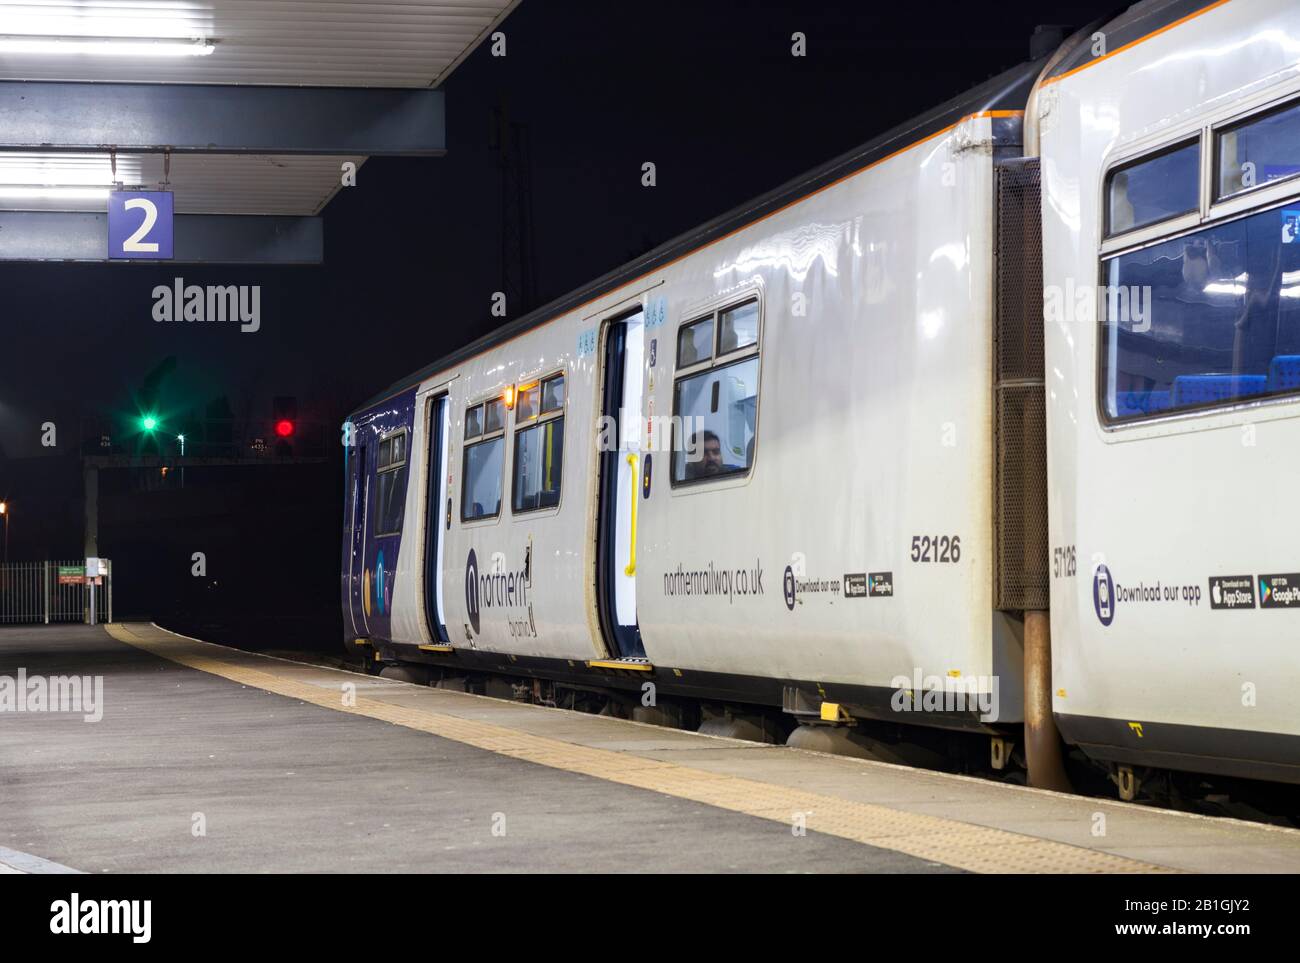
[108,191,174,259]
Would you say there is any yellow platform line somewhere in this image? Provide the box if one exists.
[105,623,1171,874]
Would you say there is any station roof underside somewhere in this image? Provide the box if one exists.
[0,1,517,245]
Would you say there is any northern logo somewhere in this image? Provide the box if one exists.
[1093,564,1115,626]
[465,548,481,634]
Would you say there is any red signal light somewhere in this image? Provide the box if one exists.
[275,419,295,438]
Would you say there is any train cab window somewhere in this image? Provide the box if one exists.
[1101,202,1300,421]
[1217,99,1300,200]
[462,400,504,520]
[375,429,408,535]
[671,298,760,485]
[512,372,565,513]
[677,317,714,367]
[1106,140,1200,237]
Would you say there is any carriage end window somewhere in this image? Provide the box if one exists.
[671,298,760,485]
[1106,140,1200,237]
[462,400,504,520]
[513,373,565,513]
[375,429,408,535]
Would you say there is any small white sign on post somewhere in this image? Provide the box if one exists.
[85,557,99,625]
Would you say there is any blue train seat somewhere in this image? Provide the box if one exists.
[1172,374,1268,406]
[1267,355,1300,392]
[1114,389,1172,416]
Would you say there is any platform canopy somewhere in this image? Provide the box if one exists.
[0,0,520,261]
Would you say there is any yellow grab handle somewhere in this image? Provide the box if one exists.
[624,452,639,576]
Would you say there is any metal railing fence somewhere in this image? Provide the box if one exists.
[0,560,112,625]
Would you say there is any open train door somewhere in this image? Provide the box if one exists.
[594,308,646,659]
[422,391,452,643]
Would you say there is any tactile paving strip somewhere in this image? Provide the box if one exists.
[106,624,1174,874]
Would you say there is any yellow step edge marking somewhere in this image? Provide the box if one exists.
[418,644,454,653]
[105,624,1172,875]
[586,659,653,673]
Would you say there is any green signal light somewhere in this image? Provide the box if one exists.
[141,416,158,431]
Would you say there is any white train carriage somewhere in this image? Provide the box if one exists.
[345,0,1300,795]
[348,64,1039,739]
[1039,0,1300,787]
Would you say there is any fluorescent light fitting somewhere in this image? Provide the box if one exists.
[0,35,215,57]
[0,185,111,201]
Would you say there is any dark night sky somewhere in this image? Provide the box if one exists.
[0,0,1122,633]
[1,1,1121,438]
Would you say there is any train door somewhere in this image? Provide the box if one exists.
[595,310,646,658]
[348,440,370,637]
[423,393,451,642]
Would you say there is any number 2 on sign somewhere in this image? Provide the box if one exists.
[123,198,160,253]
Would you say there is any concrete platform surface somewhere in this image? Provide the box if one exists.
[0,623,1297,874]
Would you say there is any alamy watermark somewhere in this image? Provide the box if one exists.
[890,668,1000,723]
[50,894,150,943]
[1044,280,1152,332]
[0,669,103,722]
[596,412,707,458]
[152,278,260,333]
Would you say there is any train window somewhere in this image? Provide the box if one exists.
[513,420,564,512]
[1106,140,1200,237]
[465,404,484,439]
[1100,202,1300,422]
[375,429,408,535]
[672,355,760,484]
[512,373,565,513]
[379,431,405,466]
[719,299,759,354]
[517,383,541,421]
[1217,99,1300,200]
[462,401,504,521]
[672,299,762,485]
[677,317,714,367]
[541,373,565,413]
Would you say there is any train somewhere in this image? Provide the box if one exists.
[341,0,1300,804]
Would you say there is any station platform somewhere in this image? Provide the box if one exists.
[1,622,1298,874]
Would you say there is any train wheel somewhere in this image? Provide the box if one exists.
[1116,765,1141,802]
[378,664,432,685]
